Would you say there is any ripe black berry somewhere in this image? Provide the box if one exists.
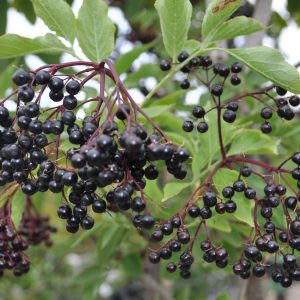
[261,107,272,119]
[289,95,300,107]
[261,122,272,134]
[197,122,208,133]
[13,69,31,86]
[160,60,171,71]
[180,79,190,90]
[223,110,236,123]
[182,120,194,132]
[275,86,287,96]
[66,79,81,95]
[192,106,205,118]
[177,51,189,62]
[230,74,241,85]
[240,166,251,177]
[231,62,243,73]
[35,70,50,85]
[211,84,223,96]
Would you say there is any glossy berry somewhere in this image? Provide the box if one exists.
[188,205,200,218]
[197,122,208,133]
[13,69,31,86]
[180,79,190,89]
[166,263,177,273]
[227,102,239,112]
[231,62,243,73]
[81,215,94,230]
[277,105,295,120]
[177,51,189,62]
[240,166,251,177]
[292,152,300,165]
[285,196,297,210]
[275,86,287,96]
[244,187,256,199]
[211,84,223,96]
[35,70,50,85]
[222,186,234,198]
[289,95,300,107]
[223,110,236,123]
[230,74,241,85]
[48,77,64,92]
[182,120,194,132]
[233,180,245,192]
[66,79,81,95]
[261,107,272,119]
[148,252,160,264]
[160,60,171,71]
[224,200,236,213]
[57,204,72,219]
[192,106,205,118]
[261,122,272,134]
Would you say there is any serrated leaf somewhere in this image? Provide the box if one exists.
[32,0,75,43]
[228,129,278,156]
[155,0,192,62]
[115,41,156,74]
[77,0,115,62]
[212,16,265,41]
[219,46,300,94]
[0,34,69,58]
[162,181,193,202]
[202,0,243,43]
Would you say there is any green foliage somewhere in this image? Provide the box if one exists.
[220,47,300,94]
[0,34,70,58]
[0,0,299,299]
[32,0,76,43]
[202,0,243,44]
[212,16,265,41]
[77,0,116,62]
[155,0,192,61]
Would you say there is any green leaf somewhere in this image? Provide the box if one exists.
[11,190,25,228]
[77,0,115,62]
[219,46,300,94]
[206,217,231,232]
[32,0,76,43]
[0,0,8,35]
[162,181,193,202]
[202,0,243,43]
[212,16,265,41]
[142,104,174,119]
[12,0,36,24]
[183,39,202,54]
[228,129,278,156]
[115,41,156,74]
[214,293,234,300]
[155,0,192,62]
[0,34,69,58]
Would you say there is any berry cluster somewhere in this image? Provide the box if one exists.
[0,60,190,276]
[160,51,299,135]
[0,204,30,277]
[18,197,56,246]
[138,52,300,286]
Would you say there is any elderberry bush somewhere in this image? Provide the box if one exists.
[142,50,300,288]
[0,60,190,277]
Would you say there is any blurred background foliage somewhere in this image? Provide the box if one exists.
[0,0,300,299]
